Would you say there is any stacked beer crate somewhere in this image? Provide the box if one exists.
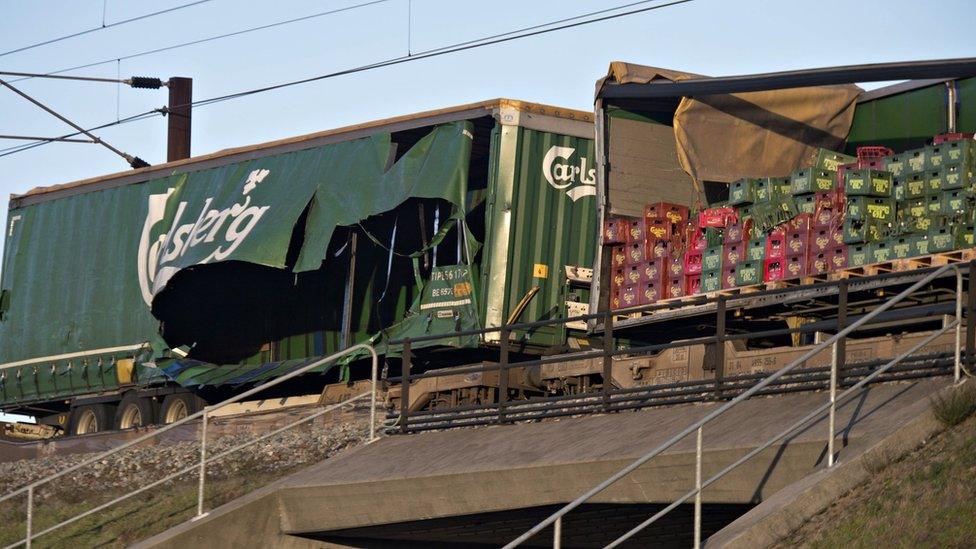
[604,202,690,309]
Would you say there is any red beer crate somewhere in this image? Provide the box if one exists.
[723,242,744,265]
[723,218,752,244]
[624,265,643,286]
[603,217,630,244]
[829,245,848,270]
[611,268,626,292]
[626,218,646,244]
[611,245,628,269]
[683,251,703,275]
[666,277,685,299]
[640,259,667,286]
[784,253,807,279]
[698,206,735,228]
[786,227,810,256]
[721,265,738,289]
[647,239,669,260]
[684,274,701,296]
[626,242,646,265]
[810,227,833,254]
[644,218,673,241]
[786,212,813,233]
[764,257,784,281]
[618,285,640,309]
[765,230,787,260]
[645,202,690,225]
[638,281,662,305]
[828,225,844,248]
[667,255,686,278]
[807,251,830,275]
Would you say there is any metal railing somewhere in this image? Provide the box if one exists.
[0,343,379,549]
[390,262,972,434]
[505,263,968,548]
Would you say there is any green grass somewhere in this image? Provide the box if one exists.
[931,381,976,427]
[779,408,976,548]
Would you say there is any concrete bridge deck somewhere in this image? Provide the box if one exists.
[138,377,949,548]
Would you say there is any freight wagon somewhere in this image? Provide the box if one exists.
[0,99,597,434]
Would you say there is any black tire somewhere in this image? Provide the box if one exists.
[114,393,156,430]
[68,404,116,436]
[159,393,203,424]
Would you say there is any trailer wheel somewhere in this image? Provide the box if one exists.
[160,393,202,424]
[69,404,115,435]
[114,393,155,429]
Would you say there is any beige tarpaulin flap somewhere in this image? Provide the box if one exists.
[598,62,862,183]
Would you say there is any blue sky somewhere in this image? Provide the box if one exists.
[0,0,973,420]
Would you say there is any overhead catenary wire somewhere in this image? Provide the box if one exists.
[0,0,218,58]
[0,0,694,161]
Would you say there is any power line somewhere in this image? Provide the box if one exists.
[7,0,395,83]
[0,0,218,58]
[1,0,694,162]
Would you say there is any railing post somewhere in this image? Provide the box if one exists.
[197,406,208,517]
[955,268,963,383]
[498,325,510,424]
[400,339,411,435]
[694,426,703,549]
[828,341,838,468]
[603,310,614,412]
[837,280,847,377]
[715,296,726,399]
[369,350,378,442]
[25,485,33,549]
[967,262,975,373]
[553,516,562,549]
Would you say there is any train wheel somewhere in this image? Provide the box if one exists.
[69,404,115,435]
[160,393,202,424]
[114,393,155,429]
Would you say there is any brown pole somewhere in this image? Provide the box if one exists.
[166,77,192,162]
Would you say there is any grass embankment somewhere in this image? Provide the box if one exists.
[0,418,369,548]
[780,382,976,548]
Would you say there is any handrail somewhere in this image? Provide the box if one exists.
[504,263,965,548]
[2,343,379,548]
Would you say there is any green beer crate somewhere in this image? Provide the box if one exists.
[885,153,906,177]
[925,144,946,171]
[906,148,927,175]
[735,260,762,286]
[768,176,791,198]
[746,238,766,262]
[940,189,971,216]
[790,168,834,195]
[893,177,906,202]
[904,173,927,199]
[903,198,927,219]
[926,170,944,194]
[842,219,886,244]
[954,223,975,248]
[795,193,816,214]
[928,226,954,253]
[944,139,976,167]
[890,236,912,259]
[942,163,975,190]
[909,234,930,257]
[701,268,722,293]
[926,193,942,215]
[703,246,724,271]
[846,196,894,223]
[705,227,723,246]
[729,178,758,206]
[905,212,940,233]
[737,205,754,221]
[844,168,892,197]
[869,241,893,263]
[809,148,855,172]
[848,244,871,267]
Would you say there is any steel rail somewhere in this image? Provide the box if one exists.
[504,263,964,548]
[0,343,378,548]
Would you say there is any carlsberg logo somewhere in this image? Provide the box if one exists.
[137,169,271,306]
[542,145,596,201]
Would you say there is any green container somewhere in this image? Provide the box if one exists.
[890,236,912,259]
[893,177,906,202]
[906,148,927,175]
[869,241,892,263]
[925,144,946,171]
[795,193,816,214]
[904,174,927,199]
[909,234,930,257]
[768,177,792,198]
[737,205,754,222]
[926,170,944,194]
[809,148,856,172]
[753,178,772,203]
[944,139,976,167]
[729,178,757,206]
[846,196,894,223]
[735,260,761,286]
[844,169,892,197]
[842,220,886,244]
[940,189,971,216]
[928,226,954,253]
[885,153,907,177]
[848,244,871,267]
[942,163,974,191]
[790,168,834,195]
[746,238,766,262]
[703,246,724,271]
[926,193,943,215]
[701,268,722,293]
[954,223,975,248]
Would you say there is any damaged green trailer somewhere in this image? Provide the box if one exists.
[0,99,596,434]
